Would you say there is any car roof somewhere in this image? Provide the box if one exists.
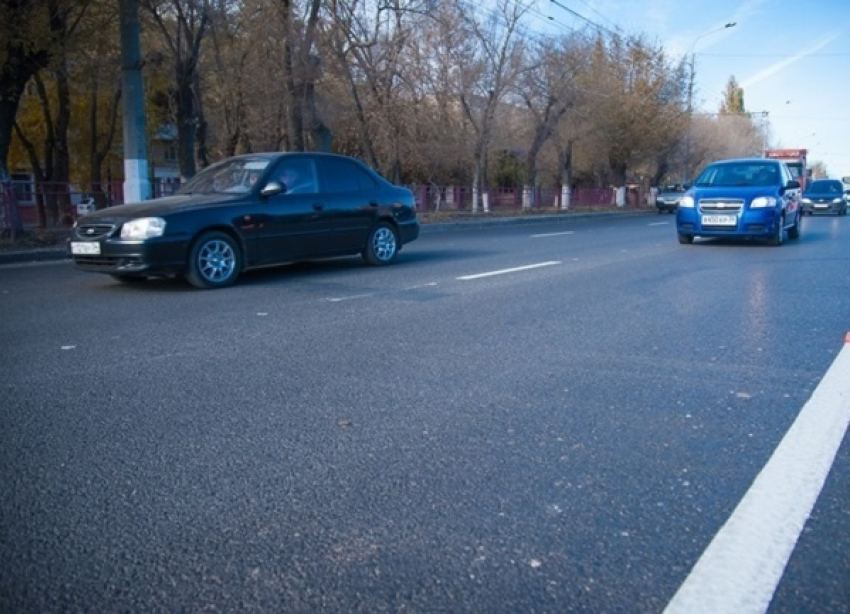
[708,157,782,166]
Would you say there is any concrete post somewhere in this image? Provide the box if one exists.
[119,0,151,203]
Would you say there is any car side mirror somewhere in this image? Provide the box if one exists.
[260,181,284,197]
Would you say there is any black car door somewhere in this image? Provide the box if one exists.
[315,156,381,251]
[253,158,334,263]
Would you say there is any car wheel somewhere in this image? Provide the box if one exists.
[110,274,147,284]
[788,211,801,240]
[362,222,399,265]
[767,215,784,246]
[677,233,694,245]
[186,231,242,289]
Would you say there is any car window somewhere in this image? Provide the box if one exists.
[807,180,842,193]
[270,158,318,195]
[695,163,780,187]
[179,158,271,194]
[319,157,378,193]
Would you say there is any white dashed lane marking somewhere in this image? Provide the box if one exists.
[456,261,561,281]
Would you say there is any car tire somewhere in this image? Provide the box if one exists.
[677,233,694,245]
[186,231,242,289]
[788,211,801,240]
[362,222,399,265]
[110,274,147,284]
[768,215,784,246]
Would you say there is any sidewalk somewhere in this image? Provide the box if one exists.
[0,209,651,265]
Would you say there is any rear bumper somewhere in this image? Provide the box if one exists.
[399,220,420,246]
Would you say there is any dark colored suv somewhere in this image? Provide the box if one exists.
[676,158,802,246]
[801,179,848,215]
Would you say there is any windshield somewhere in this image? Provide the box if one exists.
[786,163,803,179]
[694,162,781,187]
[178,157,272,194]
[805,180,842,194]
[661,184,688,193]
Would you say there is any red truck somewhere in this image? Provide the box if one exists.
[764,149,809,189]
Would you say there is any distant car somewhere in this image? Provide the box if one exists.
[68,152,420,288]
[675,157,802,246]
[655,183,689,213]
[801,179,848,216]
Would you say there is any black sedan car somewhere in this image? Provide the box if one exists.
[69,153,420,288]
[801,178,848,216]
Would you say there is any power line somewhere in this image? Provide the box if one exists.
[548,0,618,37]
[569,0,620,32]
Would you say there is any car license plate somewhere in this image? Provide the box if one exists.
[814,204,828,209]
[70,241,101,255]
[701,214,737,226]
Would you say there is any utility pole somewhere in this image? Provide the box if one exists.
[684,22,736,182]
[119,0,151,203]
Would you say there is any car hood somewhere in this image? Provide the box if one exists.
[79,193,243,221]
[689,185,781,200]
[803,191,841,199]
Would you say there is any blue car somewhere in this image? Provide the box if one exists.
[676,158,802,246]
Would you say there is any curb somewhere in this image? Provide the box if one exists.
[0,247,70,265]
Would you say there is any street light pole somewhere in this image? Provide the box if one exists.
[684,22,736,181]
[750,111,770,155]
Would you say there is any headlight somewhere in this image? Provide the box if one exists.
[679,195,695,208]
[832,198,843,204]
[801,198,812,204]
[751,196,776,208]
[121,217,166,239]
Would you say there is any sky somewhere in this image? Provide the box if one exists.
[530,0,850,178]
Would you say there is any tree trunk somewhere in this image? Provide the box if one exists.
[175,61,196,180]
[53,66,72,223]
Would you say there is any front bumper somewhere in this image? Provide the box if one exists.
[802,202,845,215]
[676,207,782,238]
[68,237,188,277]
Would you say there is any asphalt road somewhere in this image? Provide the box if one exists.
[1,213,848,613]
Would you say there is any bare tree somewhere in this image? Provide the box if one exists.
[141,0,212,178]
[519,35,588,208]
[585,34,687,188]
[323,0,426,179]
[454,0,528,212]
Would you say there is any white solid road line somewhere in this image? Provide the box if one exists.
[664,334,850,614]
[456,261,561,281]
